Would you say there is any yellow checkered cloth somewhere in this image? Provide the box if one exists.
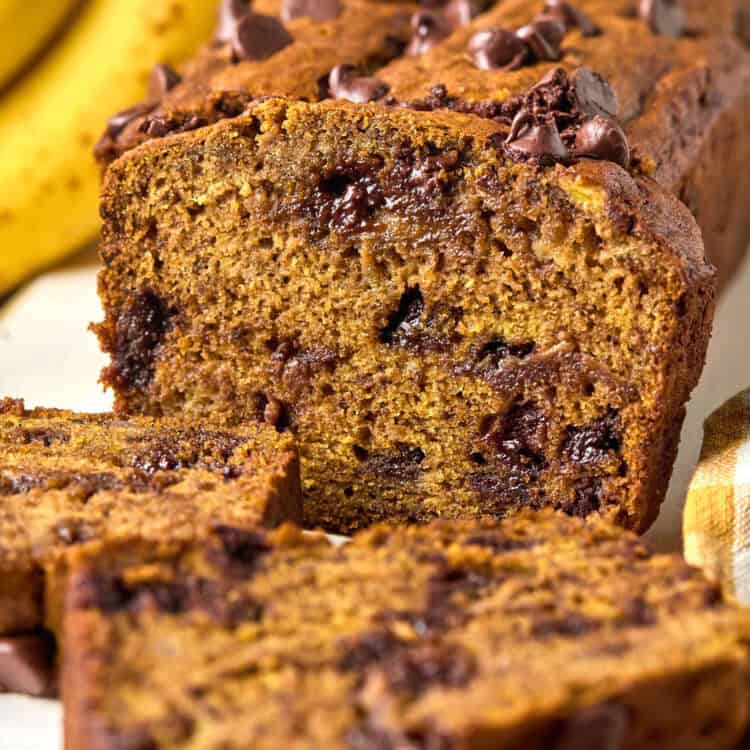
[684,388,750,604]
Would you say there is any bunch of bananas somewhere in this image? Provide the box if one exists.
[0,0,220,296]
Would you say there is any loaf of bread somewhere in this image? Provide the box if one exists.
[94,0,747,533]
[63,511,750,749]
[0,398,301,639]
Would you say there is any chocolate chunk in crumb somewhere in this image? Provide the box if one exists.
[467,29,527,71]
[407,12,452,56]
[553,704,629,750]
[210,524,270,578]
[282,0,342,23]
[147,64,182,100]
[230,13,294,62]
[574,115,630,168]
[0,634,55,697]
[544,0,601,37]
[571,67,617,117]
[328,65,389,103]
[638,0,685,38]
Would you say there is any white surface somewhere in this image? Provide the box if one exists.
[0,252,749,748]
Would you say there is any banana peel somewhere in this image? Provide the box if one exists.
[0,0,220,296]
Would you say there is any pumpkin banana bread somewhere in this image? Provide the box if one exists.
[94,0,736,534]
[63,511,750,750]
[0,397,301,641]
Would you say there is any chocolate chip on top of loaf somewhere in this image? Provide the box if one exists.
[0,398,301,640]
[63,512,750,750]
[94,0,750,533]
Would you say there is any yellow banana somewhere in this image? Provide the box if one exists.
[0,0,79,90]
[0,0,220,296]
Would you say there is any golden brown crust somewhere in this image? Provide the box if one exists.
[0,400,302,637]
[62,512,750,750]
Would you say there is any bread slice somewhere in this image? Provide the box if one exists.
[63,511,750,750]
[0,398,301,637]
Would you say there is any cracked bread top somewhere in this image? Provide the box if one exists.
[0,398,301,635]
[63,511,750,750]
[97,0,750,193]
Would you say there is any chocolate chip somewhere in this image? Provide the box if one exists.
[443,0,475,27]
[544,0,601,36]
[106,101,156,138]
[638,0,685,37]
[230,12,293,61]
[281,0,341,22]
[484,402,548,466]
[216,0,250,43]
[0,634,55,696]
[407,11,452,55]
[553,704,629,750]
[506,112,569,162]
[147,64,181,100]
[515,18,565,62]
[357,444,426,482]
[210,524,270,578]
[570,67,618,117]
[328,64,389,103]
[467,28,527,71]
[574,115,630,168]
[380,286,424,345]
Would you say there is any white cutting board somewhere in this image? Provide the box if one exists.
[1,251,750,749]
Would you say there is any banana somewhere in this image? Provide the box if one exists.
[0,0,220,296]
[0,0,80,90]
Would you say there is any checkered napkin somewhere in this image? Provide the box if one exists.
[684,388,750,604]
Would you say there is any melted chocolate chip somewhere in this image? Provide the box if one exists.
[209,524,270,578]
[101,289,174,394]
[468,28,527,71]
[570,67,617,117]
[337,630,404,673]
[574,114,630,167]
[407,11,452,55]
[281,0,341,22]
[552,704,629,750]
[638,0,685,38]
[464,531,538,552]
[562,411,622,466]
[380,286,424,345]
[544,0,601,37]
[147,64,181,100]
[557,480,603,517]
[382,643,476,695]
[516,16,566,61]
[473,337,536,370]
[230,12,294,61]
[358,444,426,482]
[328,64,389,103]
[484,402,548,467]
[313,161,385,230]
[106,101,156,138]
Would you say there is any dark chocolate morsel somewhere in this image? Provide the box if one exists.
[543,0,601,36]
[553,704,629,750]
[506,114,569,162]
[328,65,389,103]
[106,101,156,139]
[216,0,249,43]
[516,19,564,62]
[0,635,55,697]
[443,0,476,27]
[147,64,182,100]
[281,0,342,23]
[571,67,617,117]
[467,28,527,71]
[574,115,630,168]
[638,0,685,38]
[230,12,294,62]
[407,11,452,55]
